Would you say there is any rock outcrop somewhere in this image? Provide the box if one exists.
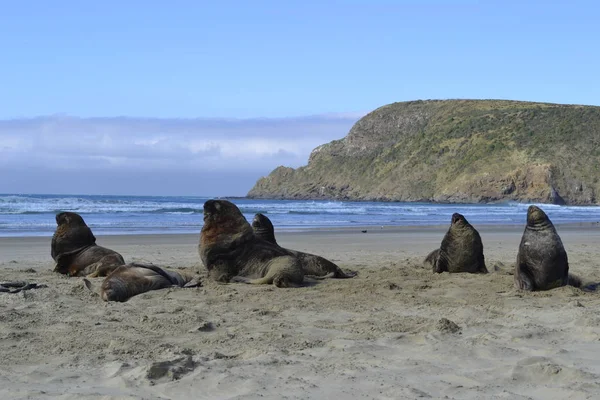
[248,100,600,205]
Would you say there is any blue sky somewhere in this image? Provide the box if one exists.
[1,0,598,195]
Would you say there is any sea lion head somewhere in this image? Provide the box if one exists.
[201,200,253,246]
[98,266,130,302]
[251,213,277,244]
[56,211,87,227]
[203,199,247,227]
[252,213,272,231]
[451,213,468,227]
[199,200,255,277]
[52,211,96,263]
[526,205,550,227]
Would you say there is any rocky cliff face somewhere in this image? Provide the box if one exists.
[248,100,600,205]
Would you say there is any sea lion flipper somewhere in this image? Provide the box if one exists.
[231,275,255,284]
[183,278,202,288]
[85,265,102,278]
[434,255,448,274]
[514,260,534,291]
[305,268,357,280]
[476,250,488,273]
[128,263,192,287]
[424,249,440,271]
[83,278,100,296]
[305,272,335,280]
[230,275,302,288]
[568,274,599,292]
[338,270,357,278]
[567,273,583,288]
[231,275,282,286]
[333,268,358,279]
[477,259,488,274]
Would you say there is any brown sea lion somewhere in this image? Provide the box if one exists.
[515,205,570,291]
[51,212,125,277]
[84,263,200,302]
[424,213,488,274]
[251,213,357,279]
[199,200,305,287]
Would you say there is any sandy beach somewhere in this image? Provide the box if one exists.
[2,224,600,399]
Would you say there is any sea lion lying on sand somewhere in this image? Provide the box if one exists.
[199,200,306,287]
[84,263,200,302]
[251,213,356,279]
[514,205,594,291]
[424,213,488,274]
[51,212,125,277]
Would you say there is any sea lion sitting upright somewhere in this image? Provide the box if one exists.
[252,213,357,279]
[84,263,200,302]
[424,213,488,274]
[514,205,569,291]
[199,200,305,287]
[51,212,125,277]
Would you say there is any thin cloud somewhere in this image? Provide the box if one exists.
[0,114,362,195]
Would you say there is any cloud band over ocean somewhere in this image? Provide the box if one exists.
[0,113,363,195]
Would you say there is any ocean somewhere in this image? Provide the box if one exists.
[1,194,600,237]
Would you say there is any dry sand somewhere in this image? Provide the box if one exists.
[1,224,600,399]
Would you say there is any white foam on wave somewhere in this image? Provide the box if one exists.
[2,194,600,237]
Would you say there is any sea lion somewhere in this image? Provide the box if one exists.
[51,212,125,277]
[515,205,569,291]
[84,263,200,302]
[425,213,488,274]
[199,200,305,287]
[251,213,357,279]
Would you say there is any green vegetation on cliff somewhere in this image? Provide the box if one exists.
[248,100,600,205]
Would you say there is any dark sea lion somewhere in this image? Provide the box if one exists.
[252,213,278,245]
[51,212,125,277]
[425,213,488,274]
[515,205,570,291]
[251,213,357,279]
[199,200,305,287]
[84,263,200,302]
